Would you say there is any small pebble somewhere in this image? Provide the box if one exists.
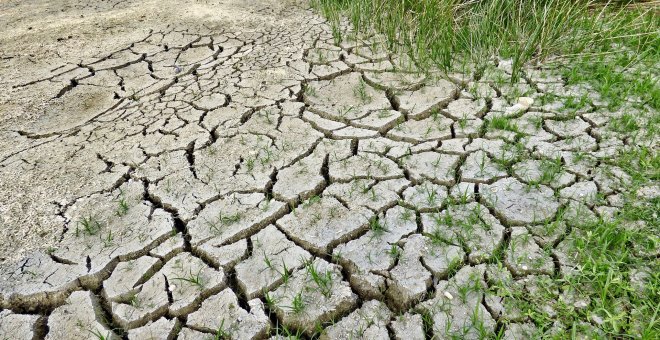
[518,97,534,108]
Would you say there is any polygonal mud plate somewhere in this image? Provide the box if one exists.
[270,258,358,336]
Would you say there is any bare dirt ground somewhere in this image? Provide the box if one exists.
[0,0,656,338]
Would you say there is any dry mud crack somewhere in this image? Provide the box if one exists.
[0,0,657,339]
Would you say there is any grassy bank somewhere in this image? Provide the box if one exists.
[312,1,659,338]
[313,0,659,110]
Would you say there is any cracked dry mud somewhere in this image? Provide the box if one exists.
[0,0,656,339]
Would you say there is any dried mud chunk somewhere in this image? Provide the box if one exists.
[47,291,117,340]
[592,165,631,195]
[422,203,504,263]
[127,317,178,340]
[562,201,598,227]
[545,117,590,138]
[187,288,270,339]
[559,181,599,207]
[358,137,414,157]
[453,118,483,138]
[329,152,402,182]
[272,155,325,203]
[103,256,161,302]
[363,71,425,91]
[355,60,395,72]
[465,138,516,160]
[396,81,457,119]
[553,134,597,152]
[334,206,417,298]
[271,259,357,336]
[303,110,346,132]
[201,105,250,130]
[527,220,567,247]
[460,150,508,184]
[149,171,216,222]
[112,253,225,328]
[402,182,448,211]
[420,265,496,339]
[0,251,87,311]
[445,98,487,120]
[485,265,557,323]
[176,327,209,340]
[484,266,525,322]
[110,267,168,329]
[325,178,409,212]
[305,73,390,120]
[194,239,248,270]
[402,151,460,186]
[512,159,575,189]
[276,196,372,255]
[353,109,403,132]
[235,225,312,299]
[149,234,186,260]
[387,234,464,310]
[449,182,476,202]
[192,92,229,110]
[163,253,226,316]
[332,125,379,138]
[505,227,554,276]
[553,229,587,277]
[133,150,189,182]
[320,300,391,340]
[387,116,453,143]
[55,181,174,274]
[439,138,469,155]
[187,193,286,246]
[390,313,426,340]
[306,48,342,64]
[482,178,559,225]
[0,311,42,340]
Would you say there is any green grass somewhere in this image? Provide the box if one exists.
[76,215,102,237]
[313,0,659,109]
[305,260,334,297]
[171,268,205,289]
[290,291,306,314]
[115,196,129,216]
[307,4,659,338]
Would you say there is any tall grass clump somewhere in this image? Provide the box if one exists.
[313,0,659,108]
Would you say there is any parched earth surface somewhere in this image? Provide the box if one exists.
[0,0,657,339]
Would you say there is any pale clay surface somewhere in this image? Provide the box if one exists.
[0,0,653,338]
